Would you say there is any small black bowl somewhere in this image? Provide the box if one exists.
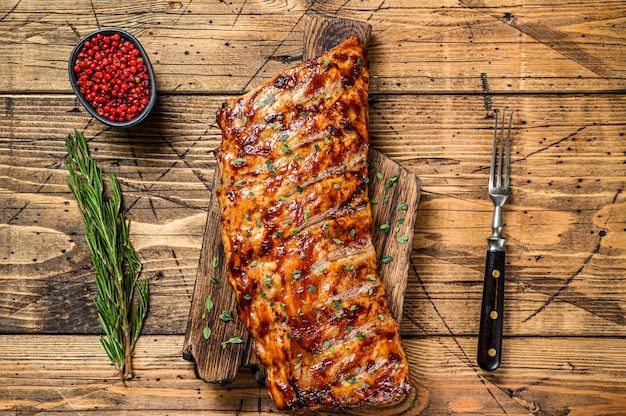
[68,28,157,128]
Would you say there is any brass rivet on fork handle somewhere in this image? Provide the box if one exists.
[478,109,514,371]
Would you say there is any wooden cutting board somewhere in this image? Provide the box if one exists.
[182,13,422,385]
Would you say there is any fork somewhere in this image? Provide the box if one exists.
[477,109,513,371]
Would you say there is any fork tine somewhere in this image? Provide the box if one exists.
[490,109,499,189]
[504,110,514,188]
[497,111,505,188]
[490,109,514,190]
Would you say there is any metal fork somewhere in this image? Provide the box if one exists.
[478,109,513,371]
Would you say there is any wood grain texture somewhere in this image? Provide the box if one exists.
[0,1,624,94]
[2,335,625,415]
[1,93,625,339]
[2,0,626,412]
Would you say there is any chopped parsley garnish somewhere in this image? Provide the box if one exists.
[221,336,243,349]
[381,255,393,264]
[397,203,409,211]
[212,258,219,268]
[219,310,233,322]
[261,93,275,106]
[332,238,343,244]
[233,157,244,166]
[309,284,317,293]
[397,235,409,244]
[366,274,376,281]
[345,265,355,271]
[333,183,340,189]
[379,223,390,233]
[241,115,247,126]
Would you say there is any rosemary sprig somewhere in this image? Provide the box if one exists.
[64,130,149,382]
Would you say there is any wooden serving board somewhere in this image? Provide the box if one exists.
[182,14,421,385]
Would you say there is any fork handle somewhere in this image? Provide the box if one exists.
[478,249,505,371]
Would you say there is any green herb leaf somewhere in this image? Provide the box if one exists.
[397,203,409,211]
[261,93,275,106]
[212,257,219,268]
[205,295,214,312]
[219,310,233,322]
[381,255,393,264]
[241,115,247,126]
[221,336,244,349]
[396,235,409,244]
[203,325,211,340]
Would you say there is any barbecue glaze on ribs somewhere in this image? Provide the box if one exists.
[215,36,411,411]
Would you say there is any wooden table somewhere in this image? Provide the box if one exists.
[1,1,625,414]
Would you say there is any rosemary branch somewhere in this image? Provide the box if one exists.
[65,130,149,382]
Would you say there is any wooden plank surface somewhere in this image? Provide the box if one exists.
[1,0,626,413]
[1,93,625,338]
[1,335,625,415]
[0,0,624,94]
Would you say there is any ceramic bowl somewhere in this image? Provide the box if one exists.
[68,28,156,128]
